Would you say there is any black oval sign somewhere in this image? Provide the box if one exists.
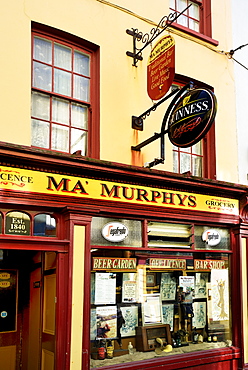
[168,88,217,148]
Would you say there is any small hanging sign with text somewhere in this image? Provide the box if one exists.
[147,35,175,101]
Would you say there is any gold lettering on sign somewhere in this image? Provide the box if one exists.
[0,281,10,288]
[194,259,226,270]
[92,258,137,271]
[149,258,186,270]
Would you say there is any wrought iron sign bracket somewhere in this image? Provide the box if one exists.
[126,4,191,67]
[132,88,180,131]
[131,83,192,168]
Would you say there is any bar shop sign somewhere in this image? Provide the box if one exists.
[102,222,129,242]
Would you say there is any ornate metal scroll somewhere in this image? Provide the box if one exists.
[126,4,191,66]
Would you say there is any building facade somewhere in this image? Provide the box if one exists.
[0,1,248,370]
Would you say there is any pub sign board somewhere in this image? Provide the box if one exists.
[168,88,217,148]
[147,35,175,101]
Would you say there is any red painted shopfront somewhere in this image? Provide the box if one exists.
[0,143,247,370]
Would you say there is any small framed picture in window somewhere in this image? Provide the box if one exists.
[146,273,156,287]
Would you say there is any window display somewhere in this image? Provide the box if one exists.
[90,218,232,369]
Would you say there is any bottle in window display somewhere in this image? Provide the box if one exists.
[106,340,114,358]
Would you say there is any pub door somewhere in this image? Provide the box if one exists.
[0,250,57,370]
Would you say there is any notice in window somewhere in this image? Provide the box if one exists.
[95,272,116,305]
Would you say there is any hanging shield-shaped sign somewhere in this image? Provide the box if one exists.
[147,35,175,101]
[168,88,217,148]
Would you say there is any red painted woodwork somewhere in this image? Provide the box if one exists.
[31,22,100,159]
[90,347,240,370]
[0,144,246,369]
[169,0,218,46]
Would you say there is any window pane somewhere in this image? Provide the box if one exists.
[71,128,87,154]
[192,141,202,155]
[54,69,71,96]
[173,151,179,173]
[31,119,50,148]
[189,18,200,31]
[54,43,72,71]
[178,14,188,27]
[52,98,69,125]
[170,0,176,9]
[32,92,50,120]
[34,214,56,237]
[34,37,52,64]
[74,51,90,76]
[71,103,88,129]
[33,61,52,91]
[189,2,200,19]
[180,152,191,173]
[176,0,187,12]
[73,75,90,101]
[51,124,69,152]
[192,156,202,176]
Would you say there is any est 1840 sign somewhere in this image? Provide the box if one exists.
[168,88,217,148]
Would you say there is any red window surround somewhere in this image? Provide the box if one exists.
[169,0,218,46]
[31,22,100,159]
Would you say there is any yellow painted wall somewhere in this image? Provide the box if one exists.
[0,0,237,182]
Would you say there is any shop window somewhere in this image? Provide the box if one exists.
[5,211,31,236]
[33,214,56,237]
[171,78,216,179]
[91,217,142,248]
[89,220,232,368]
[169,0,215,43]
[31,23,100,158]
[148,222,192,248]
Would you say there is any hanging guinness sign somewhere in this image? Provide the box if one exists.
[168,88,217,148]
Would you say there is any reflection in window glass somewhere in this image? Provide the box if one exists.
[34,214,56,237]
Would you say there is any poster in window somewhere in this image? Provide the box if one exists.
[192,301,206,328]
[211,269,229,321]
[95,272,116,305]
[142,294,162,325]
[194,272,208,299]
[162,304,174,331]
[96,306,117,339]
[160,273,177,301]
[120,306,138,337]
[122,272,137,303]
[179,276,195,293]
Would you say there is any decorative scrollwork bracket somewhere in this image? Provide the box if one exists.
[126,4,191,66]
